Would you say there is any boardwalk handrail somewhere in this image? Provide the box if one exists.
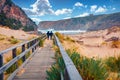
[0,34,46,80]
[54,34,83,80]
[0,34,46,55]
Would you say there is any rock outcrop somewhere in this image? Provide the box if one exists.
[0,0,37,31]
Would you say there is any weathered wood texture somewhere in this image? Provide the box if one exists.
[14,40,55,80]
[0,34,47,80]
[54,35,83,80]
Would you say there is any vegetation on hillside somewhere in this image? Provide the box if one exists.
[0,12,23,30]
[0,12,35,31]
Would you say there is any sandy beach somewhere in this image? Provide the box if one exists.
[67,27,120,58]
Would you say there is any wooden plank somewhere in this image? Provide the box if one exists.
[13,40,55,80]
[8,48,38,80]
[0,41,39,74]
[0,34,46,80]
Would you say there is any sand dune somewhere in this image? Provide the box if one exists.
[0,26,36,40]
[0,26,37,51]
[68,27,120,58]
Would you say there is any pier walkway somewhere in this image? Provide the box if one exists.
[14,40,55,80]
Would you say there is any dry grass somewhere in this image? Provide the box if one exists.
[0,26,38,51]
[58,33,120,80]
[111,41,120,48]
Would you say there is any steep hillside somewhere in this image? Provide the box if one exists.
[0,0,37,31]
[38,12,120,31]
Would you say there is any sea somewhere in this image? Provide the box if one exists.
[38,29,86,34]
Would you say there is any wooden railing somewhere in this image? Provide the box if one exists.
[0,35,46,80]
[54,34,83,80]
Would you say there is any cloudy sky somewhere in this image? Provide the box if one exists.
[12,0,120,24]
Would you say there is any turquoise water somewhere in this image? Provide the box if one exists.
[38,29,86,34]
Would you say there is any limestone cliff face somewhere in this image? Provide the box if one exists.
[38,12,120,31]
[0,0,37,31]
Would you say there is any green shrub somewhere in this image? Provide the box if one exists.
[79,58,108,80]
[55,32,64,43]
[67,50,108,80]
[106,56,120,72]
[46,56,65,80]
[22,26,34,31]
[39,39,44,47]
[5,58,23,74]
[46,65,61,80]
[10,38,19,44]
[6,63,17,74]
[65,36,75,42]
[46,45,65,80]
[5,57,17,74]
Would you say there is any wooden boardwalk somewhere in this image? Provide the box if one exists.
[13,40,55,80]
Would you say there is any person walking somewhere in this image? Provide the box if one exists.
[50,31,53,40]
[47,31,50,40]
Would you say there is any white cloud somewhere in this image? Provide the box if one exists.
[95,6,107,13]
[74,2,84,7]
[23,0,73,16]
[112,8,116,10]
[75,12,89,17]
[31,17,42,24]
[23,0,54,16]
[63,17,71,19]
[31,18,41,22]
[55,8,72,16]
[90,5,97,12]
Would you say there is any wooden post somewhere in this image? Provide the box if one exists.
[37,39,39,48]
[27,43,30,49]
[32,48,34,53]
[30,41,32,47]
[32,40,35,53]
[12,48,17,58]
[22,45,26,62]
[64,68,69,80]
[32,41,34,45]
[12,48,18,69]
[35,39,37,50]
[0,55,3,80]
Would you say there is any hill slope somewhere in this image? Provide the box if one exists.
[0,0,37,31]
[38,12,120,31]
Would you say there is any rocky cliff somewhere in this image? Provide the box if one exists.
[38,12,120,31]
[0,0,37,31]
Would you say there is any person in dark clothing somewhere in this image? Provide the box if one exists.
[47,31,50,39]
[49,31,53,40]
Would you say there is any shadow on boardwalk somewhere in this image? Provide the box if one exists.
[14,40,55,80]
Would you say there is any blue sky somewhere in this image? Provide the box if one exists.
[12,0,120,24]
